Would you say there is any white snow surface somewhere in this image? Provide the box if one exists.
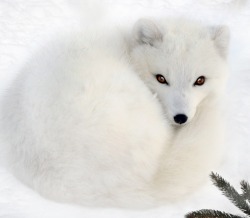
[0,0,250,217]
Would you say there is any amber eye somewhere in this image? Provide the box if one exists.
[156,74,168,85]
[194,76,206,86]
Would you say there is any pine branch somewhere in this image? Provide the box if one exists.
[210,172,250,216]
[240,180,250,201]
[185,209,244,218]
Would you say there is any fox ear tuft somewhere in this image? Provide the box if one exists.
[133,18,163,47]
[209,25,230,59]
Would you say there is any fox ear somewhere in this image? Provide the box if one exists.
[133,18,163,47]
[209,25,230,59]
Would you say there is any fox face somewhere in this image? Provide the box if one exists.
[130,18,230,125]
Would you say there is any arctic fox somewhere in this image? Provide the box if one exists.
[0,18,229,208]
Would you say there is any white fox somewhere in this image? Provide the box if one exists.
[0,18,229,208]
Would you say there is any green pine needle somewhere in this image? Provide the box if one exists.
[185,172,250,218]
[240,180,250,201]
[210,172,250,216]
[185,209,244,218]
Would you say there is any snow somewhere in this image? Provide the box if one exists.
[0,0,250,217]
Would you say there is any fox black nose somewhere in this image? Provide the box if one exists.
[174,114,188,124]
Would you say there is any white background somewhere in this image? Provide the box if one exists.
[0,0,250,217]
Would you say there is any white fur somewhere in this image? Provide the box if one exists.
[0,18,229,208]
[130,18,229,201]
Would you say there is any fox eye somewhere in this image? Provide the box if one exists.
[156,74,168,85]
[194,76,206,86]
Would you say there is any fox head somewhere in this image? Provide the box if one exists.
[130,18,230,126]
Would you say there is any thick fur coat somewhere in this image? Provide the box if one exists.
[0,18,230,208]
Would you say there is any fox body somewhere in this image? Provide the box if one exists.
[0,18,229,208]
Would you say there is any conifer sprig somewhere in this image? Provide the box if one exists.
[186,209,244,218]
[210,172,250,216]
[185,172,250,218]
